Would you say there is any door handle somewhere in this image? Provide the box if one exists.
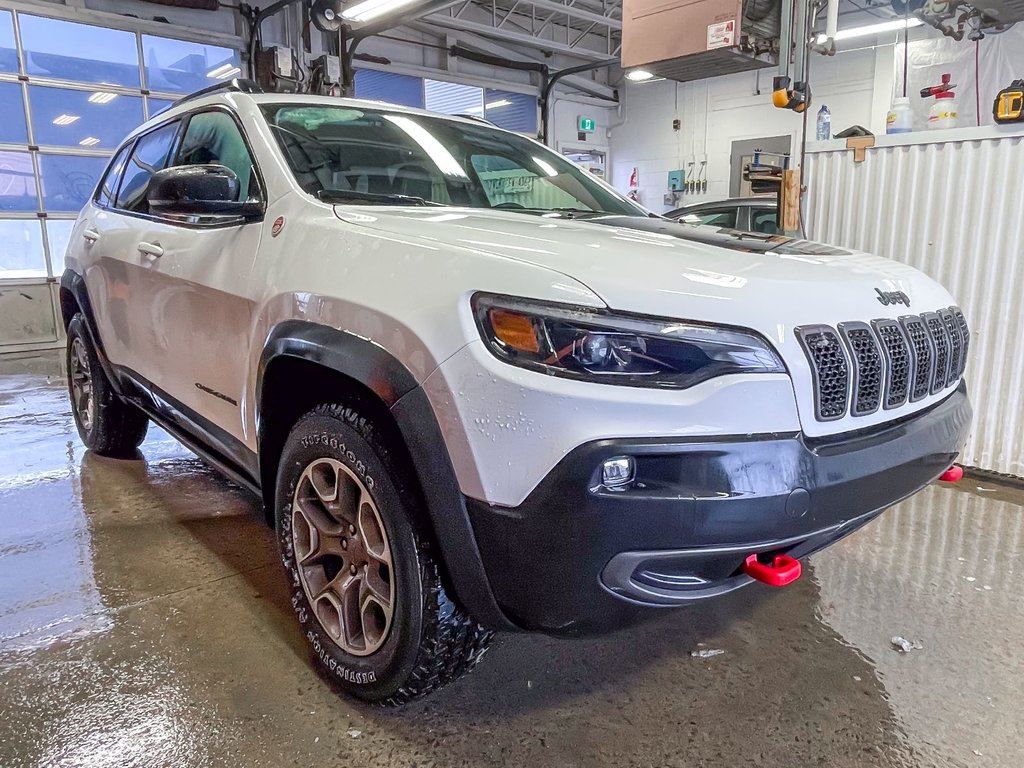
[82,228,100,243]
[137,241,164,258]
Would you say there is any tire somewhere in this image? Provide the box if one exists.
[275,402,493,705]
[66,314,149,457]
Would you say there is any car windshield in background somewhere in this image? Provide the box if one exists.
[259,104,643,216]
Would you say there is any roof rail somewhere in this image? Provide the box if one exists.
[172,78,264,108]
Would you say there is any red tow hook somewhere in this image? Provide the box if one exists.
[743,553,802,587]
[939,465,964,483]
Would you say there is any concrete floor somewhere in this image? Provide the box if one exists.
[0,351,1021,768]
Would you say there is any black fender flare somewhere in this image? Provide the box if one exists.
[60,269,125,397]
[258,320,516,631]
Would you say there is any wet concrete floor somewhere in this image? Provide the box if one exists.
[1,349,1021,768]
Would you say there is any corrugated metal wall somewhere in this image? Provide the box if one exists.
[805,134,1024,478]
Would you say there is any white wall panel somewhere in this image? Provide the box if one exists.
[805,132,1024,477]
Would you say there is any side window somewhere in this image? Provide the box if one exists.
[95,142,133,208]
[697,209,738,229]
[115,121,180,214]
[176,111,259,202]
[751,208,779,234]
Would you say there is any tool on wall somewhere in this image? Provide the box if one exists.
[994,80,1024,123]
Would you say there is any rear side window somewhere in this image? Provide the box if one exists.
[95,142,132,208]
[697,209,738,229]
[751,208,778,234]
[176,111,259,202]
[116,121,181,213]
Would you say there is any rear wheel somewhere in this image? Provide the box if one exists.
[66,314,148,457]
[276,402,492,704]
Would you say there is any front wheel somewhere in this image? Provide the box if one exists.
[66,314,148,457]
[275,403,492,705]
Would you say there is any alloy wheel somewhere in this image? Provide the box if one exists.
[69,336,94,433]
[291,458,395,656]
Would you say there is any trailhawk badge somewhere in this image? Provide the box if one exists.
[875,288,910,307]
[271,216,285,237]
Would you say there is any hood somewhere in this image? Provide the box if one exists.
[334,206,962,439]
[333,207,954,332]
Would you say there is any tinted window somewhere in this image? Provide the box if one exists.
[0,219,45,278]
[0,10,16,73]
[484,89,537,134]
[751,207,779,234]
[19,15,140,87]
[96,143,133,208]
[29,85,143,149]
[38,154,109,212]
[0,150,39,211]
[116,122,180,213]
[696,209,738,229]
[177,111,259,202]
[353,70,424,108]
[0,82,26,144]
[141,36,239,94]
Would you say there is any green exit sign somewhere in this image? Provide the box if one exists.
[578,116,595,132]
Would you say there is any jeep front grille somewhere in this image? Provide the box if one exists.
[797,306,968,422]
[795,326,849,421]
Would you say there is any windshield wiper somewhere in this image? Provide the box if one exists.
[317,189,445,207]
[492,206,621,219]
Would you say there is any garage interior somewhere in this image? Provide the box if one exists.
[1,0,1023,765]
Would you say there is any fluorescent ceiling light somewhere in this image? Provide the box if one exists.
[383,115,468,178]
[816,17,923,43]
[207,63,241,79]
[342,0,419,23]
[88,91,118,104]
[52,114,80,126]
[79,136,101,147]
[626,69,655,82]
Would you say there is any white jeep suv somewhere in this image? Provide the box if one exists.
[62,80,972,704]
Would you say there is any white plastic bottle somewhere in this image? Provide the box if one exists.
[928,92,959,130]
[816,105,832,141]
[886,97,913,134]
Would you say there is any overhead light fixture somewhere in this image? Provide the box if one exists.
[341,0,419,23]
[626,69,655,82]
[52,114,80,126]
[206,62,241,80]
[88,91,118,105]
[79,136,101,147]
[816,17,923,44]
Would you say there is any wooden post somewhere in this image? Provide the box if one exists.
[780,169,801,235]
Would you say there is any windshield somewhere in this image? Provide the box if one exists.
[259,103,645,217]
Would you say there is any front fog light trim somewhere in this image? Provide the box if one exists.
[602,456,635,488]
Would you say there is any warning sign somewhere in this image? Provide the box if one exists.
[707,20,736,50]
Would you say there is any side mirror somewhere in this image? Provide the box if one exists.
[147,164,262,219]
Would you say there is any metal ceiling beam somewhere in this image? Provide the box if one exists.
[406,21,617,99]
[420,13,612,60]
[511,0,622,29]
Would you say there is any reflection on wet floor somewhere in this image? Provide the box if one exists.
[1,350,1021,767]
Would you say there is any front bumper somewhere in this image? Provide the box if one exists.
[466,382,972,634]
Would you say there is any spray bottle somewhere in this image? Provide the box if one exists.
[921,74,959,130]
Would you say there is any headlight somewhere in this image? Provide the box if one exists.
[472,293,785,389]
